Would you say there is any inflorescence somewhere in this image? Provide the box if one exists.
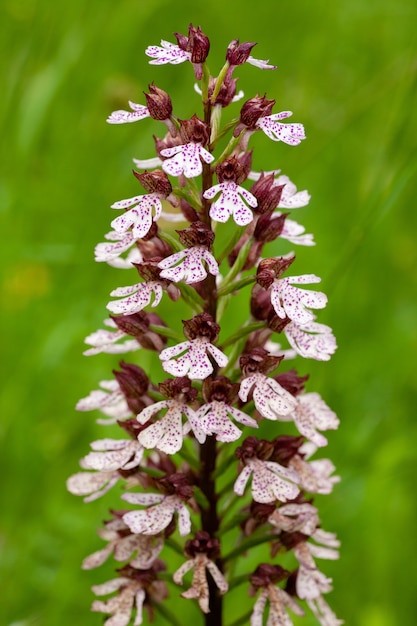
[68,24,342,626]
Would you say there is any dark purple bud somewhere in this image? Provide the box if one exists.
[254,211,287,242]
[250,283,274,321]
[186,24,210,64]
[236,436,274,463]
[250,173,284,214]
[226,39,257,66]
[113,361,150,414]
[274,370,309,396]
[234,94,275,136]
[133,169,172,196]
[111,311,168,351]
[271,435,305,464]
[183,313,220,342]
[144,83,172,120]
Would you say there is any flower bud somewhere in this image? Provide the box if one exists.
[111,311,168,351]
[226,39,257,66]
[250,172,284,214]
[144,83,172,120]
[133,169,172,196]
[113,361,150,414]
[254,211,287,242]
[234,94,275,136]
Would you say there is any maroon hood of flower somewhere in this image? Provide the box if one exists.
[226,39,257,66]
[177,220,214,248]
[175,24,210,64]
[240,347,283,377]
[184,531,221,559]
[179,115,211,146]
[158,472,194,500]
[113,361,150,414]
[202,376,238,404]
[250,563,290,589]
[133,168,172,196]
[111,311,168,351]
[144,83,172,121]
[250,172,285,214]
[159,377,198,404]
[183,313,220,342]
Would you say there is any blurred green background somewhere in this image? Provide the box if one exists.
[1,0,416,624]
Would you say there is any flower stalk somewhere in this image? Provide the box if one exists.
[68,23,342,626]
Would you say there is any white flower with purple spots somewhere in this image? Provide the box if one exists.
[94,230,143,268]
[279,215,315,246]
[91,577,146,626]
[110,193,162,239]
[203,181,258,226]
[234,458,300,503]
[145,39,191,65]
[256,111,306,146]
[239,373,297,419]
[137,399,204,455]
[161,142,214,179]
[284,320,337,361]
[83,525,163,570]
[106,281,163,316]
[83,319,140,356]
[76,379,131,424]
[290,452,340,495]
[268,502,320,536]
[174,554,228,614]
[250,585,304,626]
[307,596,344,626]
[66,439,144,502]
[160,338,228,380]
[193,401,258,442]
[270,274,327,325]
[122,492,191,536]
[81,438,144,472]
[276,174,311,208]
[283,392,340,448]
[158,246,219,284]
[106,100,150,124]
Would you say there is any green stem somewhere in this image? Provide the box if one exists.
[157,602,186,626]
[223,533,277,563]
[148,324,183,342]
[221,321,265,349]
[217,274,256,297]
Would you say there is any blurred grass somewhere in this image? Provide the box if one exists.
[1,0,416,624]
